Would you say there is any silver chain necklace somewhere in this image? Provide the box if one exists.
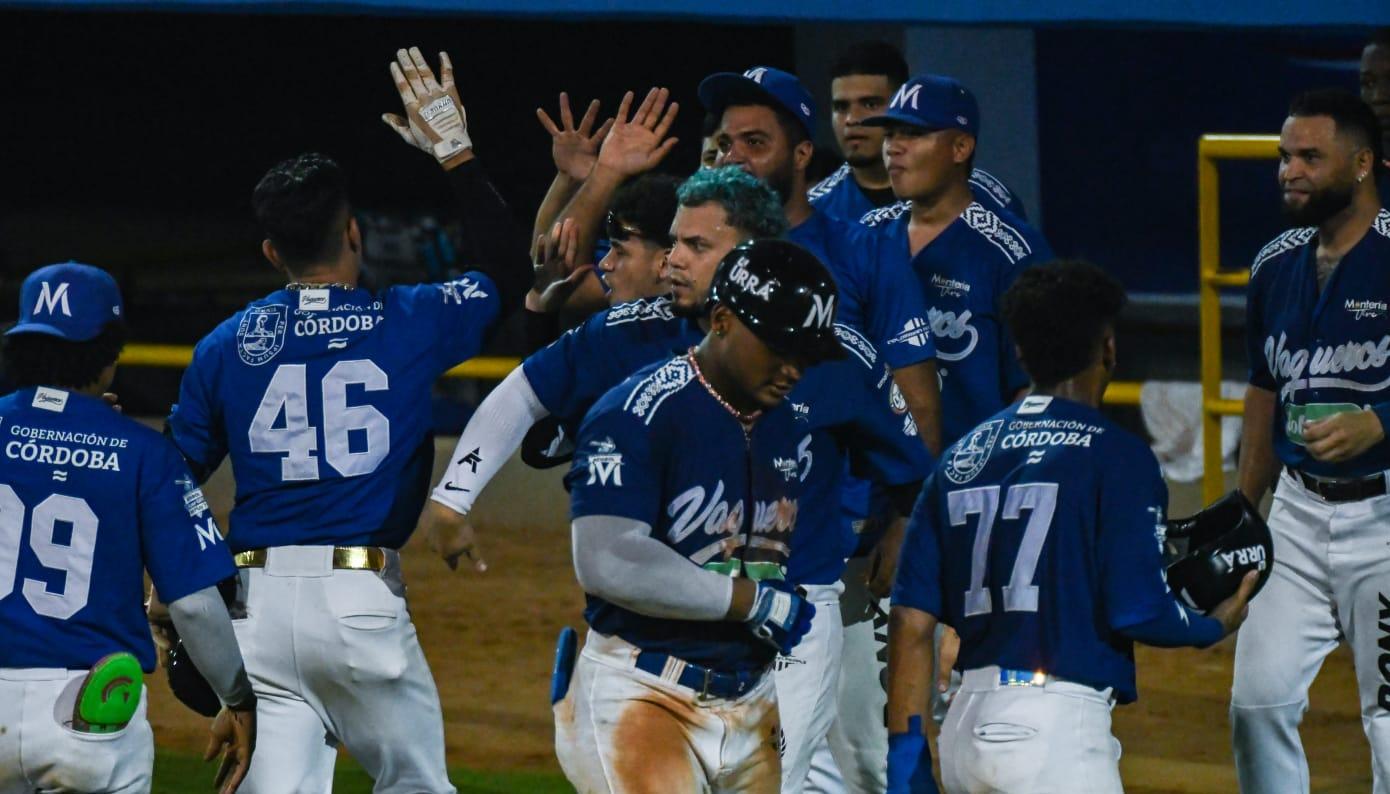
[286,282,356,291]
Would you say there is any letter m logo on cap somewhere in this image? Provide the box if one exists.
[804,294,835,329]
[35,282,72,317]
[744,67,768,83]
[891,83,922,111]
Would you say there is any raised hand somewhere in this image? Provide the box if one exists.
[532,217,593,313]
[382,46,472,166]
[595,87,680,179]
[537,93,614,181]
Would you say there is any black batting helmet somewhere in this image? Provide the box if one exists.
[1163,491,1274,614]
[707,239,845,363]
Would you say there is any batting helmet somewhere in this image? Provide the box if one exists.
[706,239,845,363]
[1163,491,1274,614]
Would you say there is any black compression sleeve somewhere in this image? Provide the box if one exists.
[444,159,531,315]
[886,480,925,518]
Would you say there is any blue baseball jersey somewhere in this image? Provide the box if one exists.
[567,354,807,673]
[789,208,936,371]
[1245,210,1390,479]
[893,395,1176,704]
[522,296,702,433]
[0,387,233,672]
[784,325,933,587]
[167,276,501,552]
[809,163,1027,223]
[861,201,1053,446]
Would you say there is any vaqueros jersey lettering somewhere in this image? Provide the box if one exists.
[784,326,933,587]
[1245,210,1390,479]
[789,208,936,372]
[522,296,701,434]
[861,201,1053,446]
[168,276,500,552]
[809,163,1027,223]
[567,356,806,673]
[0,388,233,671]
[893,396,1174,703]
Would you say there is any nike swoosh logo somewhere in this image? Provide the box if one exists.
[443,483,470,492]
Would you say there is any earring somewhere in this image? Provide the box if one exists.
[1359,173,1367,183]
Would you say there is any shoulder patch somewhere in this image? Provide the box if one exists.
[833,323,877,368]
[808,163,851,203]
[623,357,695,425]
[236,304,288,366]
[604,296,676,327]
[968,168,1014,208]
[961,203,1032,264]
[944,419,1005,485]
[859,200,910,228]
[1250,226,1316,279]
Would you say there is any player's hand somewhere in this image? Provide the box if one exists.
[1209,570,1261,636]
[102,392,122,413]
[936,625,959,695]
[531,218,592,313]
[205,702,256,794]
[417,499,487,572]
[382,47,473,168]
[594,88,679,179]
[744,579,815,655]
[867,516,907,599]
[1303,409,1385,463]
[536,93,614,182]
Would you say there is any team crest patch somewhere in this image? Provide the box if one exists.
[237,305,288,366]
[944,420,1004,484]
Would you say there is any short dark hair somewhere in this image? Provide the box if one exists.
[2,321,127,391]
[609,173,681,246]
[724,97,810,147]
[1001,260,1127,388]
[1288,88,1384,164]
[251,153,351,271]
[831,41,909,88]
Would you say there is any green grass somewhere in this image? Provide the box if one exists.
[154,749,573,793]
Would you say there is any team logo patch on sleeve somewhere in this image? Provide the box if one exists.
[437,276,490,303]
[585,437,624,486]
[236,305,288,366]
[944,420,1004,484]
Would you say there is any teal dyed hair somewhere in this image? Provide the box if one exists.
[676,166,787,240]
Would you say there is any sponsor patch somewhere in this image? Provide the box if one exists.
[32,387,68,412]
[297,289,330,311]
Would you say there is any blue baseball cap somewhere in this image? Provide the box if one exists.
[7,263,123,341]
[698,66,816,140]
[861,74,979,138]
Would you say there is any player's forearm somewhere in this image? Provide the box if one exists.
[444,158,532,314]
[571,515,734,621]
[892,361,943,456]
[167,585,255,709]
[1237,386,1280,503]
[1117,600,1224,649]
[532,173,581,258]
[886,605,936,734]
[431,367,550,514]
[557,163,626,271]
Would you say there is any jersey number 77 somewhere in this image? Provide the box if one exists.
[949,482,1058,616]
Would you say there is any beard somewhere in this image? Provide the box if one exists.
[764,156,797,209]
[1281,180,1354,226]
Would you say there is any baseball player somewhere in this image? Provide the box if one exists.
[888,260,1257,793]
[1359,31,1390,208]
[553,239,840,793]
[699,65,943,454]
[164,48,534,792]
[1231,89,1390,792]
[0,263,255,794]
[807,41,1026,224]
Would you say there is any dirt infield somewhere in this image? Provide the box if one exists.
[145,434,1373,792]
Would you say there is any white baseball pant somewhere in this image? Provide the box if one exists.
[0,668,153,794]
[774,582,845,793]
[554,629,782,794]
[1231,468,1390,793]
[941,666,1121,794]
[231,545,454,794]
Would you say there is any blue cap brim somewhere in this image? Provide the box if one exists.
[859,109,955,130]
[4,322,83,340]
[698,72,814,138]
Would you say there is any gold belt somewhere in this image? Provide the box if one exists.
[233,546,387,571]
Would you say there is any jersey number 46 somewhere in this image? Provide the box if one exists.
[249,360,392,482]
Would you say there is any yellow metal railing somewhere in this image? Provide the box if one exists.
[120,344,521,381]
[1198,134,1280,502]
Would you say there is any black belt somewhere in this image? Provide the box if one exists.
[1288,466,1387,503]
[633,651,763,701]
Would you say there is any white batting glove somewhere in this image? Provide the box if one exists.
[383,46,472,165]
